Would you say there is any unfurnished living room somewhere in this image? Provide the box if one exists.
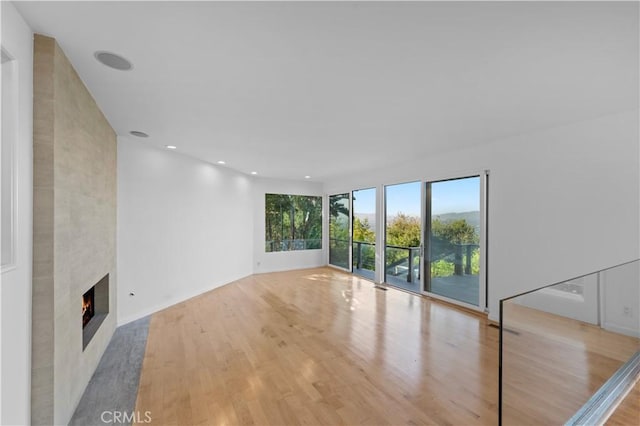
[1,1,639,425]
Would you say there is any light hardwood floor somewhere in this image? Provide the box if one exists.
[606,380,640,425]
[134,268,499,425]
[134,267,638,425]
[502,303,640,425]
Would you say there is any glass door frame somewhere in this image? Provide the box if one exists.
[327,192,352,272]
[420,171,488,312]
[351,187,378,281]
[382,180,424,294]
[327,171,488,312]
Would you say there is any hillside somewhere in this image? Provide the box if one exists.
[433,211,480,233]
[354,211,480,234]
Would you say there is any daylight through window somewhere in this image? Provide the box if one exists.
[265,194,322,252]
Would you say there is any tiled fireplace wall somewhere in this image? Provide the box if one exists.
[32,35,117,425]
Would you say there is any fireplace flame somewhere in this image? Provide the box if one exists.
[82,289,95,328]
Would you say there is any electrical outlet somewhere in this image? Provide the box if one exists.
[623,306,631,317]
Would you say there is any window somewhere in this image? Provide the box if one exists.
[426,176,482,306]
[265,194,322,252]
[352,187,376,280]
[329,193,350,269]
[384,181,422,292]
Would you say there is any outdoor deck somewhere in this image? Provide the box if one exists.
[353,267,479,306]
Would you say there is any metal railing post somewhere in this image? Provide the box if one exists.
[465,245,473,275]
[407,248,413,283]
[454,244,463,275]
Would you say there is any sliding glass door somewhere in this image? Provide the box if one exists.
[352,188,376,280]
[384,181,422,293]
[425,176,481,306]
[329,193,350,270]
[334,175,485,308]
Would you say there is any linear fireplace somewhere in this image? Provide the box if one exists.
[82,287,95,328]
[82,274,109,350]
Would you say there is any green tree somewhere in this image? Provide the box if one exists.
[329,195,350,267]
[329,194,349,218]
[386,213,421,247]
[430,219,479,277]
[329,195,350,241]
[265,194,292,250]
[265,194,322,251]
[431,259,454,277]
[294,195,322,243]
[353,217,375,243]
[431,219,478,244]
[352,216,375,270]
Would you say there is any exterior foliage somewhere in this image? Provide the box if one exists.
[382,213,480,278]
[330,201,480,279]
[265,194,322,252]
[386,213,421,247]
[329,194,350,268]
[353,217,375,243]
[431,218,479,244]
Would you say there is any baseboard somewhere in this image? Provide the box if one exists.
[116,274,252,326]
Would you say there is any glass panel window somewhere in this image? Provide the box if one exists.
[352,188,376,280]
[384,181,422,293]
[426,176,481,306]
[265,194,322,252]
[329,193,350,269]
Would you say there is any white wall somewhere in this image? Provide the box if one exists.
[324,110,640,321]
[117,141,254,325]
[601,260,640,337]
[0,2,33,424]
[516,274,600,325]
[252,177,324,274]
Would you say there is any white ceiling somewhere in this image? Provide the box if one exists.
[15,1,639,181]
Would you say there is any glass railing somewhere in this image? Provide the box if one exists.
[329,238,349,269]
[353,240,375,279]
[265,238,322,252]
[500,259,640,425]
[385,245,420,282]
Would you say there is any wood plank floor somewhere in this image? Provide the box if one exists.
[134,268,499,425]
[606,380,640,425]
[502,303,640,425]
[134,267,638,425]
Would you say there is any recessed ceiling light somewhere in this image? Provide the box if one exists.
[251,171,258,175]
[95,51,133,71]
[217,161,226,165]
[305,175,311,179]
[129,131,149,138]
[166,145,177,150]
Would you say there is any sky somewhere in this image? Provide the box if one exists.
[430,177,480,215]
[352,177,479,217]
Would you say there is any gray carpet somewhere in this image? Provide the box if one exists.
[69,316,150,426]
